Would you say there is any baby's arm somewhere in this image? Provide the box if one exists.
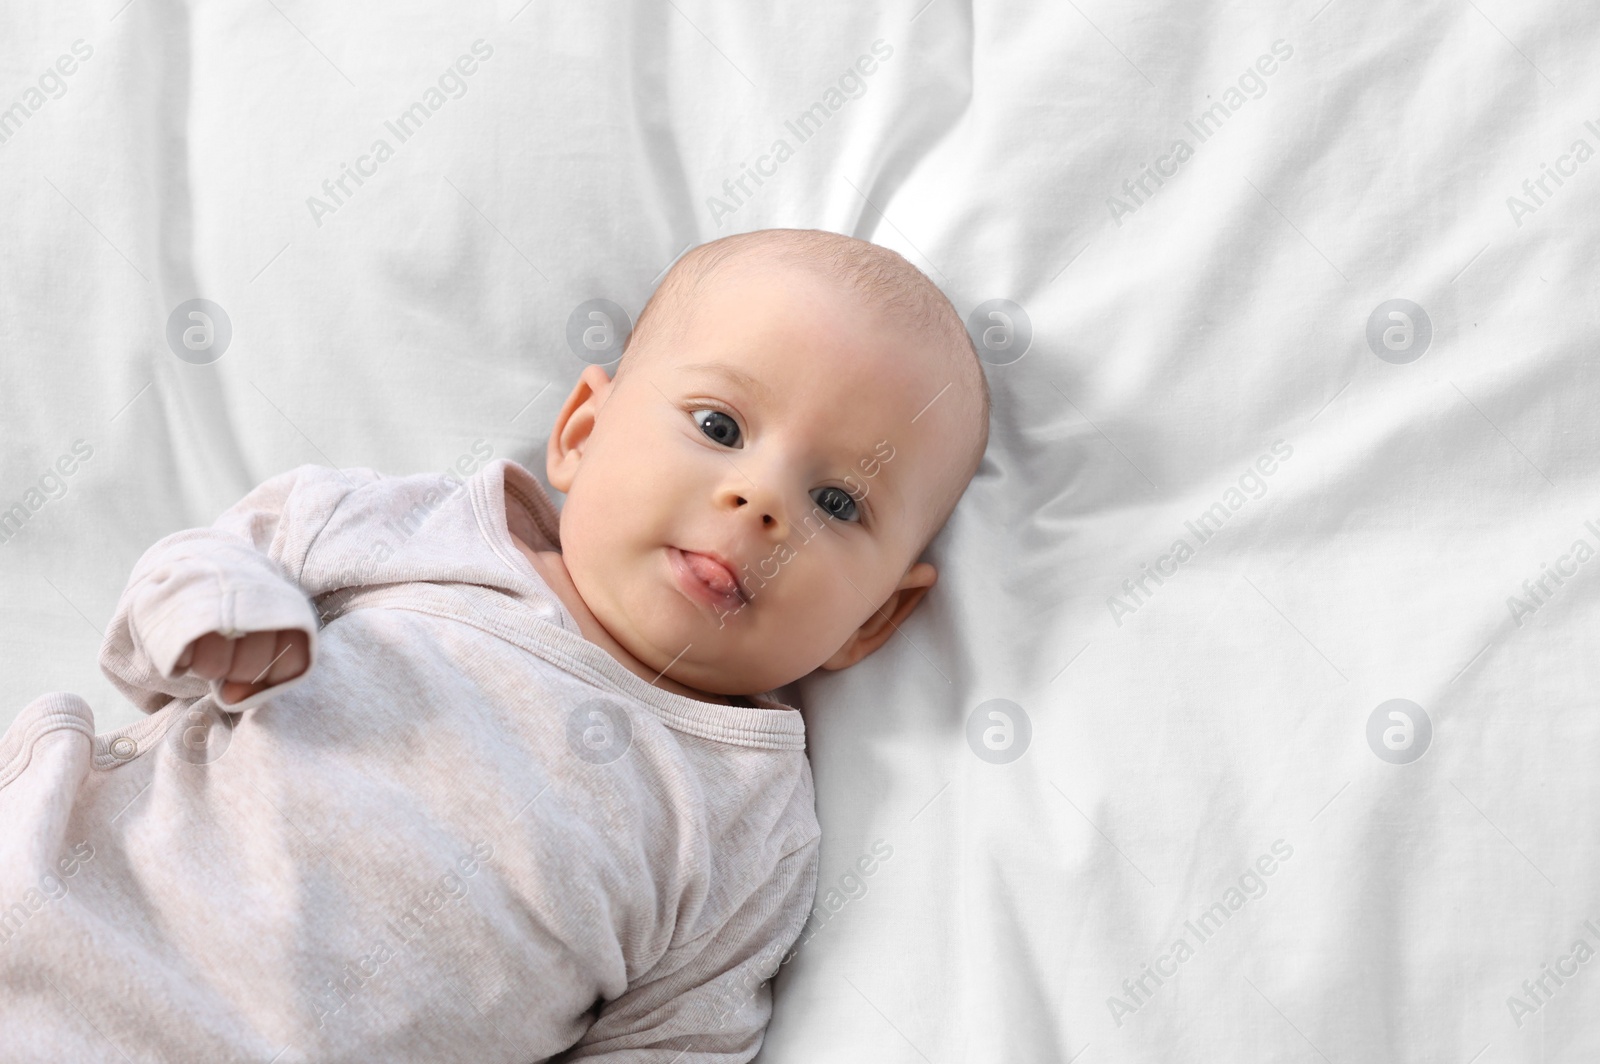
[556,839,820,1063]
[98,464,380,714]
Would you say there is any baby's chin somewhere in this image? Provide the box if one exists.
[641,631,783,698]
[619,616,803,701]
[646,654,770,702]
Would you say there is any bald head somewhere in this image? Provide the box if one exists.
[617,229,989,553]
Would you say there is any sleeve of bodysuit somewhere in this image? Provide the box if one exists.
[554,836,822,1064]
[96,463,382,715]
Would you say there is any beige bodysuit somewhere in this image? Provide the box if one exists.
[0,458,820,1063]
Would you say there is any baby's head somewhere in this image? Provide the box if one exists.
[545,228,989,698]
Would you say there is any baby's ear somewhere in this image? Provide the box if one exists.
[820,562,937,671]
[547,364,614,491]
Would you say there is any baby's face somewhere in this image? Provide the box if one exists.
[547,264,973,697]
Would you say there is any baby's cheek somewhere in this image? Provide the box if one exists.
[791,584,851,651]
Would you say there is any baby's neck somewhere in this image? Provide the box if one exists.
[506,530,746,707]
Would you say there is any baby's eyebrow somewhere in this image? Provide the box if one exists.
[679,361,775,405]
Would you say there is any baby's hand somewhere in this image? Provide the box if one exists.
[176,629,310,704]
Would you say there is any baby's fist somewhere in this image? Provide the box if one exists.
[176,628,310,704]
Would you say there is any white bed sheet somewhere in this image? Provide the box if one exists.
[2,1,1598,1060]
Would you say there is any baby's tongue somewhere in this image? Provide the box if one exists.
[685,552,736,594]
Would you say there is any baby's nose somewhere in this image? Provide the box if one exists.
[726,486,787,540]
[734,495,779,528]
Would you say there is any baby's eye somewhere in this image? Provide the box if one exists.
[811,486,859,523]
[692,409,742,448]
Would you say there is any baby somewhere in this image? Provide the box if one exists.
[0,228,989,1063]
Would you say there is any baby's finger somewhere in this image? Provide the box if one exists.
[263,630,309,684]
[225,630,278,685]
[187,632,236,680]
[220,679,267,704]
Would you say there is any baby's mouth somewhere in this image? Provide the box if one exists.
[667,547,749,612]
